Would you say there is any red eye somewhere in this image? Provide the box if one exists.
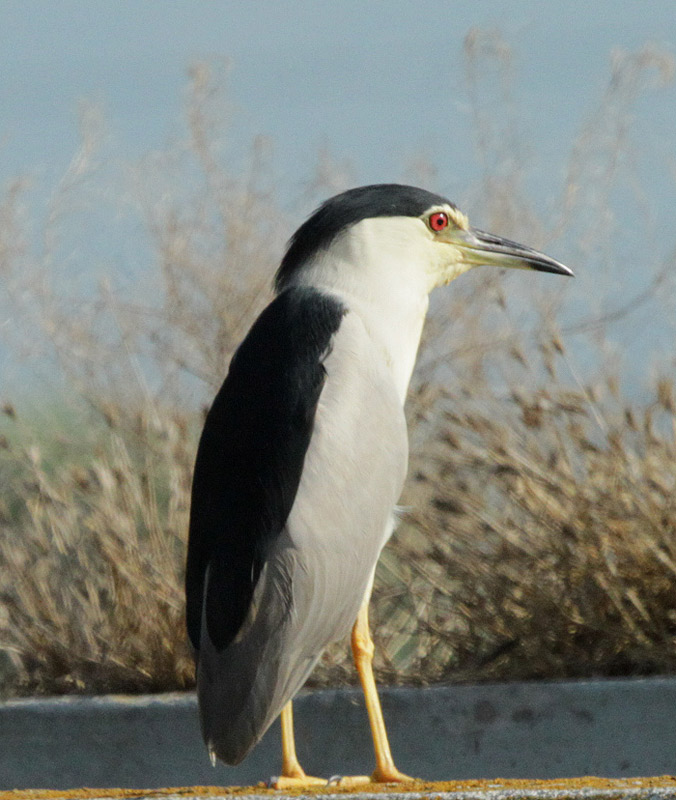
[429,212,449,232]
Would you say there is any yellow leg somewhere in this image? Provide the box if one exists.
[269,701,327,789]
[339,599,416,785]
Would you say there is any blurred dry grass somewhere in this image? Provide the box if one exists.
[1,34,675,697]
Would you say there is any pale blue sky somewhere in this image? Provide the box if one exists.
[2,1,674,189]
[1,1,675,393]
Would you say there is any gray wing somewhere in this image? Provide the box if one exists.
[197,309,408,765]
[186,287,344,655]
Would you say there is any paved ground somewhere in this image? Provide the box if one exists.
[3,777,676,800]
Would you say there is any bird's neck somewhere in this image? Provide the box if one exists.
[338,288,429,404]
[289,248,431,404]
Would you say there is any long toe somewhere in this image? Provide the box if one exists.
[269,774,328,789]
[334,767,418,787]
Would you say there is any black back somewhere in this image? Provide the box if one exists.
[185,287,345,652]
[275,184,453,290]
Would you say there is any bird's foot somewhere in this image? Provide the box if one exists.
[265,772,328,789]
[329,765,417,787]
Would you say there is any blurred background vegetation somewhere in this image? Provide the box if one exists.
[1,32,675,697]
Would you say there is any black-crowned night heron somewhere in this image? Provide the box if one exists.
[185,184,573,787]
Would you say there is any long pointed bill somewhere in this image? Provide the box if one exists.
[456,228,574,277]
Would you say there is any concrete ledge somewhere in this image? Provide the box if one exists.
[2,677,676,790]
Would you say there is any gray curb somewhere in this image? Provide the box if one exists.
[2,677,676,791]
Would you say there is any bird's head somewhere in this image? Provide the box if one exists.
[412,200,574,287]
[276,184,573,295]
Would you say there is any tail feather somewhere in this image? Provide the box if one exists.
[195,544,322,765]
[195,526,372,765]
[197,637,321,765]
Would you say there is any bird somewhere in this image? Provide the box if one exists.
[185,183,573,787]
